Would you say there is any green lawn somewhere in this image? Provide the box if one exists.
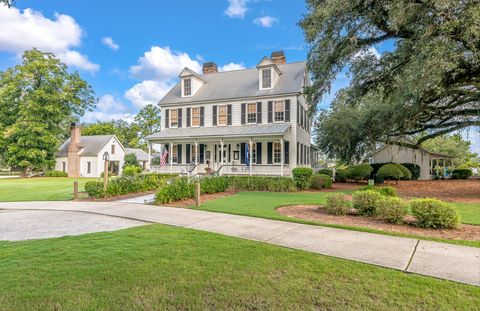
[0,177,95,201]
[0,225,478,310]
[191,192,480,247]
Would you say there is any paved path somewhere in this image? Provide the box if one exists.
[0,201,478,286]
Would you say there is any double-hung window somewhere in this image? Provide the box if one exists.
[191,145,197,163]
[273,142,281,163]
[274,100,285,122]
[218,105,228,126]
[262,69,272,89]
[170,109,179,128]
[247,103,257,123]
[183,78,191,96]
[191,107,200,127]
[172,145,178,163]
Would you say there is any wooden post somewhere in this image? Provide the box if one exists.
[103,160,108,191]
[195,182,201,207]
[73,181,79,200]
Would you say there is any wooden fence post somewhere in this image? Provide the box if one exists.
[73,181,79,200]
[195,182,201,207]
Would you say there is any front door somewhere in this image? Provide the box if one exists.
[217,144,231,165]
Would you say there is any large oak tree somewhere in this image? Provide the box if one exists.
[300,0,480,162]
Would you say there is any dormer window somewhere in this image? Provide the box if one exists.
[262,69,272,89]
[183,78,192,96]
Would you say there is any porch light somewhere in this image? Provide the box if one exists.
[103,151,110,161]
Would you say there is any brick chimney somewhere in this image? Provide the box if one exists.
[202,62,218,74]
[67,122,81,177]
[271,50,286,65]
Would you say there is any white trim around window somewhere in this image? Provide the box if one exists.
[172,144,178,164]
[247,102,257,124]
[170,108,179,128]
[261,68,272,89]
[191,107,201,127]
[183,78,192,97]
[273,142,281,164]
[274,100,285,122]
[217,105,228,126]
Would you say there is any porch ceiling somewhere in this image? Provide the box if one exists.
[146,124,290,142]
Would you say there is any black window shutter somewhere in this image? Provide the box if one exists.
[200,107,205,126]
[297,142,300,165]
[267,142,273,164]
[300,143,303,165]
[241,103,246,125]
[165,109,170,128]
[227,105,232,125]
[214,144,217,162]
[268,101,273,123]
[212,105,217,126]
[297,103,300,124]
[200,144,205,163]
[177,144,182,164]
[186,144,191,163]
[186,108,191,127]
[256,102,262,124]
[284,141,289,164]
[165,144,170,163]
[300,106,304,128]
[256,142,262,164]
[178,109,182,128]
[304,145,307,164]
[228,144,231,162]
[285,100,290,122]
[240,143,246,164]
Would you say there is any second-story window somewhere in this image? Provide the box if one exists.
[111,144,115,155]
[170,109,179,127]
[247,103,257,123]
[183,78,192,96]
[262,69,272,88]
[274,100,285,122]
[218,105,228,126]
[191,107,200,127]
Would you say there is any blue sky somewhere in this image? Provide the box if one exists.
[0,1,478,153]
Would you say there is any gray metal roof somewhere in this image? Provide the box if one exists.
[56,135,114,157]
[159,61,306,105]
[125,148,149,161]
[146,124,290,141]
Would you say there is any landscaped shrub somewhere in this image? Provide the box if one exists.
[451,168,473,180]
[123,153,141,168]
[325,194,350,215]
[292,167,313,189]
[370,163,421,180]
[352,190,383,216]
[410,198,460,229]
[395,164,412,180]
[201,176,229,194]
[359,185,397,197]
[156,177,194,204]
[84,181,104,197]
[348,164,373,181]
[335,168,349,182]
[317,168,333,177]
[123,165,142,176]
[227,176,296,192]
[310,174,332,189]
[101,171,117,178]
[376,197,408,224]
[377,164,403,181]
[44,170,68,177]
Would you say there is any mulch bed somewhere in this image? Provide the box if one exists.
[165,190,238,208]
[277,205,480,242]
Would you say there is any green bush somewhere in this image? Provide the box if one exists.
[123,165,142,176]
[335,168,349,182]
[227,176,296,192]
[101,171,117,178]
[352,190,383,216]
[156,177,194,204]
[359,185,397,197]
[349,164,373,181]
[292,167,313,190]
[310,174,332,189]
[377,164,403,181]
[451,168,473,180]
[84,181,104,197]
[317,168,333,177]
[44,170,68,177]
[395,164,412,180]
[123,153,141,168]
[410,198,461,229]
[377,197,408,224]
[370,163,421,180]
[325,194,350,215]
[201,176,229,194]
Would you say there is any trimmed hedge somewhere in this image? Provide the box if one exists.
[44,170,68,177]
[325,194,350,215]
[451,168,473,180]
[349,164,373,181]
[156,177,194,204]
[377,164,403,181]
[352,190,383,216]
[377,197,408,224]
[123,165,142,176]
[395,164,412,180]
[317,168,333,177]
[335,168,349,182]
[359,185,397,197]
[292,167,313,190]
[410,198,460,229]
[370,163,420,180]
[310,174,332,189]
[227,176,296,192]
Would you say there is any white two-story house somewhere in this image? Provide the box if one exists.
[146,51,314,176]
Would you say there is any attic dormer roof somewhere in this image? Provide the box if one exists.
[178,67,206,82]
[256,56,281,74]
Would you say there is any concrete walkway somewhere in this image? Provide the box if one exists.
[0,201,478,286]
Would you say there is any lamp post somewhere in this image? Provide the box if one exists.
[103,151,110,191]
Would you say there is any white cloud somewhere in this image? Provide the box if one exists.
[0,6,99,73]
[129,46,201,80]
[83,94,134,123]
[253,16,278,28]
[125,80,174,108]
[225,0,248,19]
[354,47,381,60]
[101,36,119,51]
[219,62,245,71]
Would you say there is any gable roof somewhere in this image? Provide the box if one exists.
[56,135,120,157]
[373,141,454,158]
[159,61,306,105]
[125,148,149,161]
[179,67,206,82]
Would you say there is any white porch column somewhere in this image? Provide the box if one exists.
[220,140,224,176]
[280,138,284,177]
[194,140,198,175]
[169,141,173,174]
[249,138,253,176]
[147,142,152,171]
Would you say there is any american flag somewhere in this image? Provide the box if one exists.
[159,146,169,167]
